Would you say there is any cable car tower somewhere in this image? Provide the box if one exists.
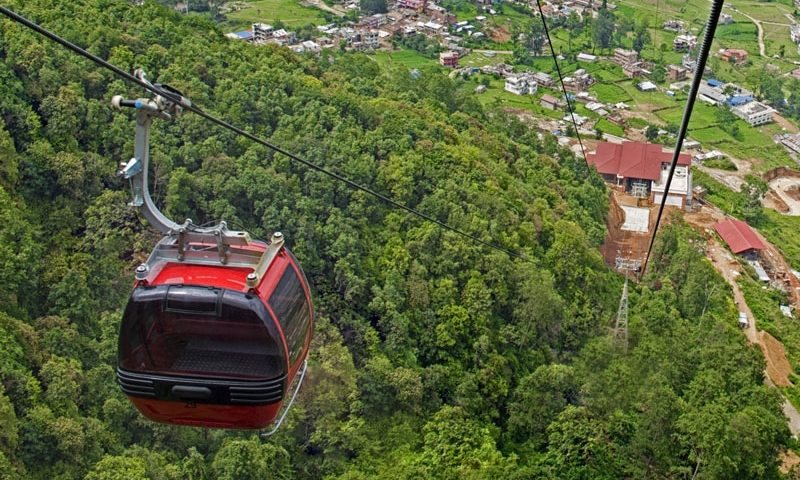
[112,71,313,433]
[614,252,640,353]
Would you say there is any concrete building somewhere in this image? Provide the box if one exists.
[533,72,554,86]
[563,68,594,92]
[540,94,564,110]
[674,34,697,51]
[719,48,748,64]
[613,48,638,66]
[252,23,274,42]
[637,81,657,92]
[667,64,688,81]
[439,50,460,68]
[577,52,598,62]
[732,101,775,126]
[663,19,684,32]
[397,0,425,10]
[504,74,538,95]
[587,141,693,208]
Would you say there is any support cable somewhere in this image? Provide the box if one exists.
[0,5,529,262]
[533,0,588,161]
[641,0,725,276]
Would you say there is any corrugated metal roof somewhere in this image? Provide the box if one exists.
[713,219,766,254]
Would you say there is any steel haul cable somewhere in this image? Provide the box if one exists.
[533,0,588,161]
[641,0,725,277]
[0,5,528,262]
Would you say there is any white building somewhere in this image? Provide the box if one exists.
[732,101,775,126]
[504,74,538,95]
[652,162,693,207]
[577,52,597,62]
[637,81,657,92]
[252,23,274,42]
[674,34,697,51]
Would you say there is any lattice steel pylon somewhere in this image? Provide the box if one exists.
[613,253,640,353]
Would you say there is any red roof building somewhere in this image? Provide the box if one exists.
[587,141,693,207]
[713,219,765,254]
[587,142,690,181]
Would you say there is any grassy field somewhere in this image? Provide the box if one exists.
[372,50,439,69]
[459,51,515,68]
[225,0,328,28]
[590,83,632,104]
[715,21,759,53]
[595,117,625,137]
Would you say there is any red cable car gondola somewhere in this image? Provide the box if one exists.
[112,74,313,430]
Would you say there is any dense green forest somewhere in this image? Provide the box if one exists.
[0,1,793,478]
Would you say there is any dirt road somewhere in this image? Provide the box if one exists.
[686,204,800,435]
[303,0,345,16]
[770,177,800,215]
[731,8,768,58]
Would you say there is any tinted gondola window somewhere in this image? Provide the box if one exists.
[119,286,285,380]
[269,266,310,364]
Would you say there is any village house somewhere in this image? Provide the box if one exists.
[623,63,645,78]
[397,0,425,10]
[587,141,693,208]
[637,81,657,92]
[533,71,554,86]
[270,29,296,46]
[426,3,456,24]
[673,34,697,51]
[577,52,598,63]
[563,68,594,92]
[439,50,459,68]
[719,48,748,64]
[504,74,538,95]
[698,84,728,105]
[720,13,733,24]
[540,94,565,110]
[613,48,638,66]
[663,19,684,32]
[667,64,688,81]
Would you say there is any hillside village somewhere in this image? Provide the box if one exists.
[166,0,800,450]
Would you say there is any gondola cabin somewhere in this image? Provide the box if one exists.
[117,231,313,429]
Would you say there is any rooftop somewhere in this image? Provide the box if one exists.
[713,219,765,254]
[587,141,690,181]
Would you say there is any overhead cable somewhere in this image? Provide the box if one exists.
[0,5,529,262]
[641,0,725,276]
[532,0,588,161]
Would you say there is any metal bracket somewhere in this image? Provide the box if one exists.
[113,70,253,264]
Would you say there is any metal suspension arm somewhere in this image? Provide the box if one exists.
[112,70,252,261]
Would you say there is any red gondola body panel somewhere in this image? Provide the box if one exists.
[117,240,313,429]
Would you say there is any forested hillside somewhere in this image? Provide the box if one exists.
[0,1,792,478]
